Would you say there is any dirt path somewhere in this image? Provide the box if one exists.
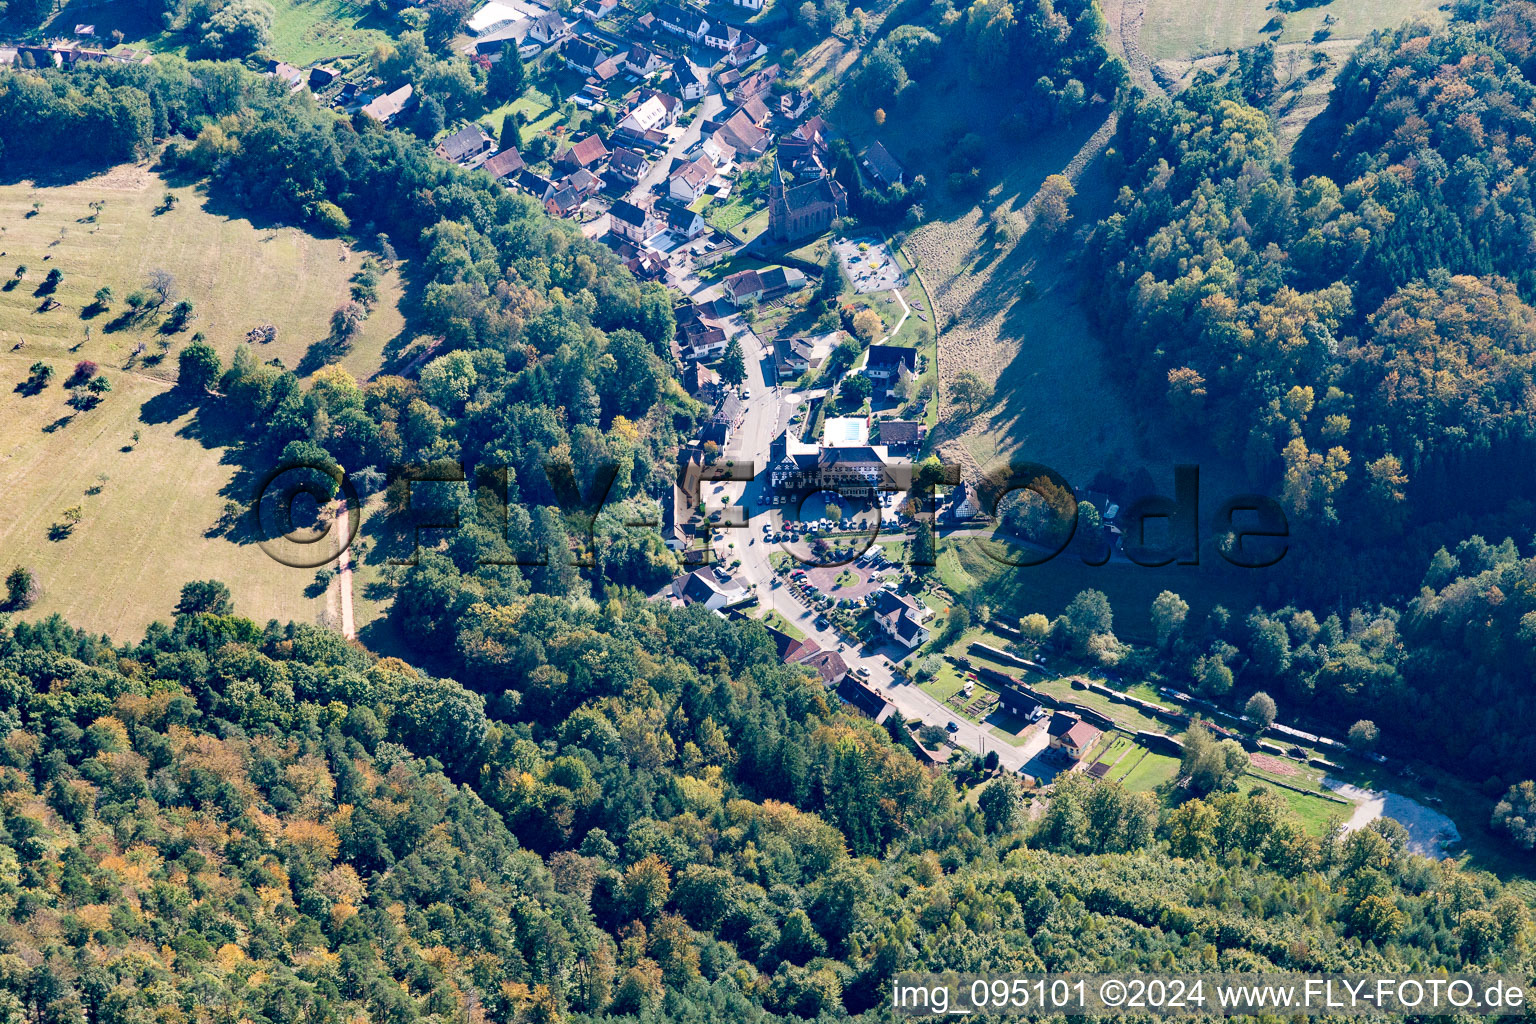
[882,287,910,343]
[1100,0,1162,94]
[332,497,356,639]
[1323,778,1461,858]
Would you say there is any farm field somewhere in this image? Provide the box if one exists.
[0,168,407,383]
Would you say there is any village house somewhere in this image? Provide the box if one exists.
[836,677,895,721]
[780,88,813,119]
[721,269,766,306]
[779,130,829,181]
[555,134,610,172]
[514,168,557,203]
[859,141,905,189]
[620,94,674,134]
[1048,713,1102,762]
[611,124,670,152]
[731,63,780,103]
[576,0,619,19]
[731,0,765,9]
[725,36,768,67]
[716,110,770,156]
[681,362,722,400]
[722,266,805,306]
[561,167,603,199]
[528,10,571,48]
[669,156,716,203]
[267,61,307,91]
[674,302,729,361]
[671,57,710,100]
[482,148,526,182]
[772,333,836,378]
[563,38,606,74]
[877,419,924,453]
[652,2,710,41]
[360,84,415,124]
[434,124,496,166]
[658,201,707,239]
[591,56,623,84]
[609,239,669,280]
[639,89,684,123]
[862,344,917,395]
[724,614,848,685]
[670,566,752,613]
[947,480,983,522]
[547,186,584,217]
[703,23,741,49]
[727,95,772,131]
[608,146,650,183]
[871,588,932,650]
[625,43,666,77]
[608,199,658,243]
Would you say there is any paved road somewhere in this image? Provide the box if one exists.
[692,328,1047,774]
[628,85,724,204]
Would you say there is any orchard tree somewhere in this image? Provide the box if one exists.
[1057,588,1112,654]
[949,370,993,413]
[1180,722,1249,795]
[202,0,276,56]
[1151,590,1188,648]
[1491,781,1536,851]
[178,340,223,393]
[850,308,882,343]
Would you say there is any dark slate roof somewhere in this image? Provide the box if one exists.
[609,198,650,228]
[836,676,893,721]
[865,344,917,371]
[860,140,904,186]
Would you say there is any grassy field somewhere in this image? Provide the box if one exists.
[0,167,405,640]
[1240,774,1352,835]
[37,0,392,65]
[757,609,805,638]
[0,355,333,638]
[1117,749,1180,792]
[0,168,406,383]
[1141,0,1445,61]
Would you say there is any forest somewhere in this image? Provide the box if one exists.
[0,595,1528,1022]
[1079,5,1536,784]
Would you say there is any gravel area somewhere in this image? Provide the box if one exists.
[1324,778,1462,858]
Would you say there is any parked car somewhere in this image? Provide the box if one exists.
[946,721,959,733]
